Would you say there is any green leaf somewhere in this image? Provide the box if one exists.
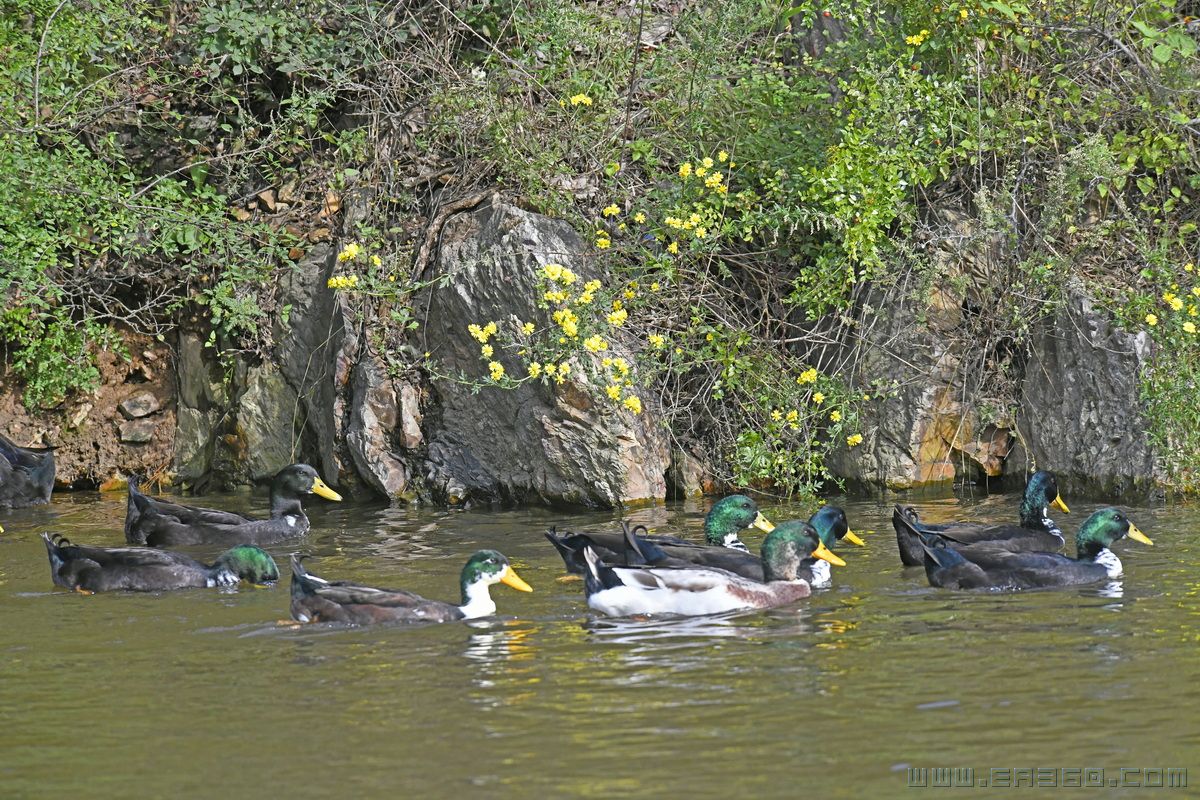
[1151,43,1173,64]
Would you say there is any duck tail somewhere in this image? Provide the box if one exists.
[918,534,970,570]
[621,522,668,565]
[544,527,589,573]
[582,546,625,596]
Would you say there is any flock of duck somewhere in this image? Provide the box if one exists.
[0,430,1154,625]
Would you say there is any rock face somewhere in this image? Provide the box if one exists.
[172,245,346,488]
[345,354,410,499]
[1013,291,1162,498]
[415,198,670,507]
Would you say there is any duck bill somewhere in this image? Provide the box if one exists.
[1126,523,1153,546]
[500,566,534,592]
[1051,494,1070,514]
[310,476,343,502]
[752,512,775,533]
[843,529,866,547]
[813,541,846,567]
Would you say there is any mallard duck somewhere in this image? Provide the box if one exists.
[125,464,342,547]
[580,522,845,618]
[546,504,860,586]
[42,533,279,593]
[0,432,55,509]
[894,470,1070,565]
[913,507,1152,590]
[290,551,533,625]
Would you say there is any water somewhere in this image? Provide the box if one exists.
[1,489,1196,797]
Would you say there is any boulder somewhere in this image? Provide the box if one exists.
[119,391,161,419]
[119,418,156,444]
[416,198,670,507]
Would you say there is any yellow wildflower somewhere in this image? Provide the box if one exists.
[488,361,505,381]
[959,8,969,19]
[650,282,661,292]
[337,242,361,262]
[1185,321,1197,334]
[705,172,723,189]
[695,227,707,239]
[1171,297,1185,312]
[694,166,707,178]
[606,384,622,400]
[667,242,679,255]
[785,410,798,423]
[718,150,729,162]
[480,344,493,358]
[583,335,608,353]
[679,163,693,179]
[602,204,621,217]
[813,392,826,405]
[607,308,628,326]
[522,322,536,335]
[847,433,864,447]
[702,157,714,169]
[529,363,542,378]
[1146,313,1158,326]
[596,237,611,250]
[569,93,593,106]
[371,254,382,267]
[796,367,819,385]
[830,410,842,422]
[633,212,646,224]
[623,395,643,414]
[544,363,558,375]
[771,409,783,422]
[612,357,630,375]
[648,334,665,349]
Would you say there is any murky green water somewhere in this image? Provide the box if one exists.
[1,488,1196,797]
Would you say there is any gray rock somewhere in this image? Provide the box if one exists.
[1015,291,1162,499]
[237,363,301,482]
[173,406,216,482]
[119,418,157,444]
[119,391,161,419]
[346,354,409,498]
[416,198,670,507]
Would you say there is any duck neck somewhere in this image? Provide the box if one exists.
[269,490,305,521]
[458,580,497,619]
[1091,548,1123,578]
[805,558,832,589]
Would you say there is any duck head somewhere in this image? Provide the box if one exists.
[210,545,281,587]
[760,521,846,582]
[703,494,774,550]
[1074,507,1152,560]
[1021,470,1069,526]
[808,505,864,548]
[458,550,533,618]
[269,464,343,516]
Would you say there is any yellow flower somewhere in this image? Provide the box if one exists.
[544,363,558,375]
[796,367,819,385]
[623,289,636,299]
[488,361,505,381]
[771,409,783,422]
[1186,322,1197,334]
[467,323,484,341]
[559,363,571,376]
[569,93,593,106]
[785,409,798,423]
[702,157,714,169]
[337,242,361,262]
[695,166,707,178]
[847,433,864,447]
[679,163,693,179]
[607,308,628,326]
[623,395,642,414]
[596,237,611,250]
[612,357,630,375]
[705,172,723,189]
[528,363,542,378]
[584,335,608,353]
[667,242,679,254]
[522,322,535,335]
[705,332,714,342]
[813,392,826,405]
[633,212,646,224]
[862,394,871,401]
[718,150,729,162]
[650,282,661,292]
[606,384,622,400]
[602,204,621,217]
[830,410,842,422]
[1146,313,1159,326]
[371,254,382,267]
[1171,297,1185,312]
[694,227,707,239]
[959,8,969,19]
[648,334,665,349]
[480,344,493,358]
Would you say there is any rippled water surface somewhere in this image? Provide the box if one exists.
[1,488,1197,797]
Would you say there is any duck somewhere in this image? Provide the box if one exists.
[579,522,845,618]
[911,507,1152,590]
[0,432,55,509]
[289,551,533,625]
[544,493,773,572]
[125,464,343,547]
[42,533,279,593]
[546,505,860,586]
[893,470,1070,565]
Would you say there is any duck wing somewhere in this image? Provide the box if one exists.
[125,477,255,543]
[42,533,209,592]
[951,547,1108,589]
[289,557,460,624]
